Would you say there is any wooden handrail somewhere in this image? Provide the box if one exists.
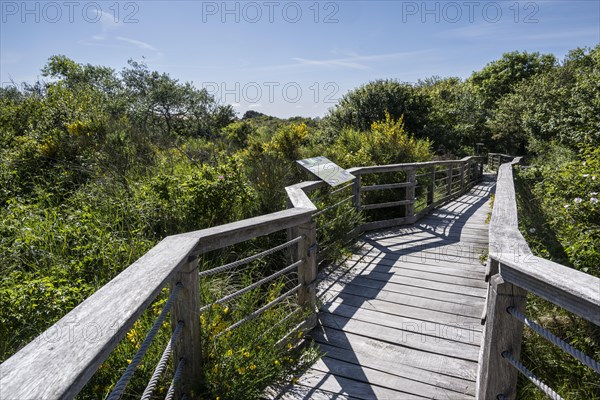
[0,156,487,399]
[477,158,600,400]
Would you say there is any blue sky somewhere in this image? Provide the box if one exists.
[1,1,599,117]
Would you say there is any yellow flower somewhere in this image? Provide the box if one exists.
[223,306,229,315]
[243,350,250,358]
[226,349,233,357]
[274,360,280,366]
[126,359,132,364]
[287,343,293,350]
[249,364,256,371]
[237,366,246,374]
[291,377,299,385]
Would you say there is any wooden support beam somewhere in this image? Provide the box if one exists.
[352,176,362,210]
[427,165,435,205]
[477,273,527,400]
[295,221,318,330]
[171,256,202,399]
[405,168,416,218]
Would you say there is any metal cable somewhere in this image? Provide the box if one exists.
[502,351,564,400]
[216,284,302,337]
[316,207,355,232]
[198,236,303,278]
[108,283,182,400]
[141,321,184,400]
[507,307,600,374]
[313,196,353,217]
[164,358,185,400]
[252,308,302,345]
[199,260,303,313]
[329,181,354,196]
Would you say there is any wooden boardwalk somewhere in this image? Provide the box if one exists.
[270,177,495,399]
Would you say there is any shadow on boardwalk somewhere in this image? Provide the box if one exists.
[268,176,495,400]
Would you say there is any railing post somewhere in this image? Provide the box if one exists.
[170,256,202,399]
[477,272,527,400]
[295,221,318,329]
[406,168,416,218]
[427,165,435,205]
[447,165,453,196]
[459,163,465,194]
[352,174,362,211]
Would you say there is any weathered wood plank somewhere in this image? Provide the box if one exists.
[310,328,479,382]
[317,343,476,397]
[318,280,483,319]
[188,207,314,256]
[319,300,484,342]
[310,356,471,399]
[320,288,483,329]
[319,313,481,361]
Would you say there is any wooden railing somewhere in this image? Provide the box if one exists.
[477,158,600,399]
[487,152,514,171]
[0,156,485,399]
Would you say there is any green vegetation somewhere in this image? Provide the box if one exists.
[515,147,600,399]
[1,44,598,398]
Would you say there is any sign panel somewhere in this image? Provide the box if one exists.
[296,156,355,187]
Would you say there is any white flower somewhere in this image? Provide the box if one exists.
[564,204,570,208]
[593,176,597,180]
[574,198,583,203]
[591,192,598,196]
[529,228,536,233]
[583,174,590,177]
[591,198,599,204]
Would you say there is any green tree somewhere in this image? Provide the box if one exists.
[324,79,432,140]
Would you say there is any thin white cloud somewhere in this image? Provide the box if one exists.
[256,51,430,72]
[248,103,262,108]
[116,36,156,51]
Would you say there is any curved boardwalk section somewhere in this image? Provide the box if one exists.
[269,177,495,399]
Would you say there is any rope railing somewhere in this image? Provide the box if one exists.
[107,283,183,400]
[216,284,302,337]
[507,307,600,374]
[198,260,303,314]
[164,358,185,400]
[198,236,303,279]
[141,321,184,400]
[501,351,565,400]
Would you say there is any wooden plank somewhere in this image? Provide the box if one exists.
[317,344,476,398]
[339,259,488,288]
[360,181,411,191]
[318,313,481,361]
[324,265,487,297]
[310,356,471,399]
[310,328,479,382]
[265,383,356,400]
[188,207,314,256]
[319,300,483,341]
[318,280,483,319]
[362,199,413,211]
[320,287,483,329]
[345,254,486,279]
[281,367,428,400]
